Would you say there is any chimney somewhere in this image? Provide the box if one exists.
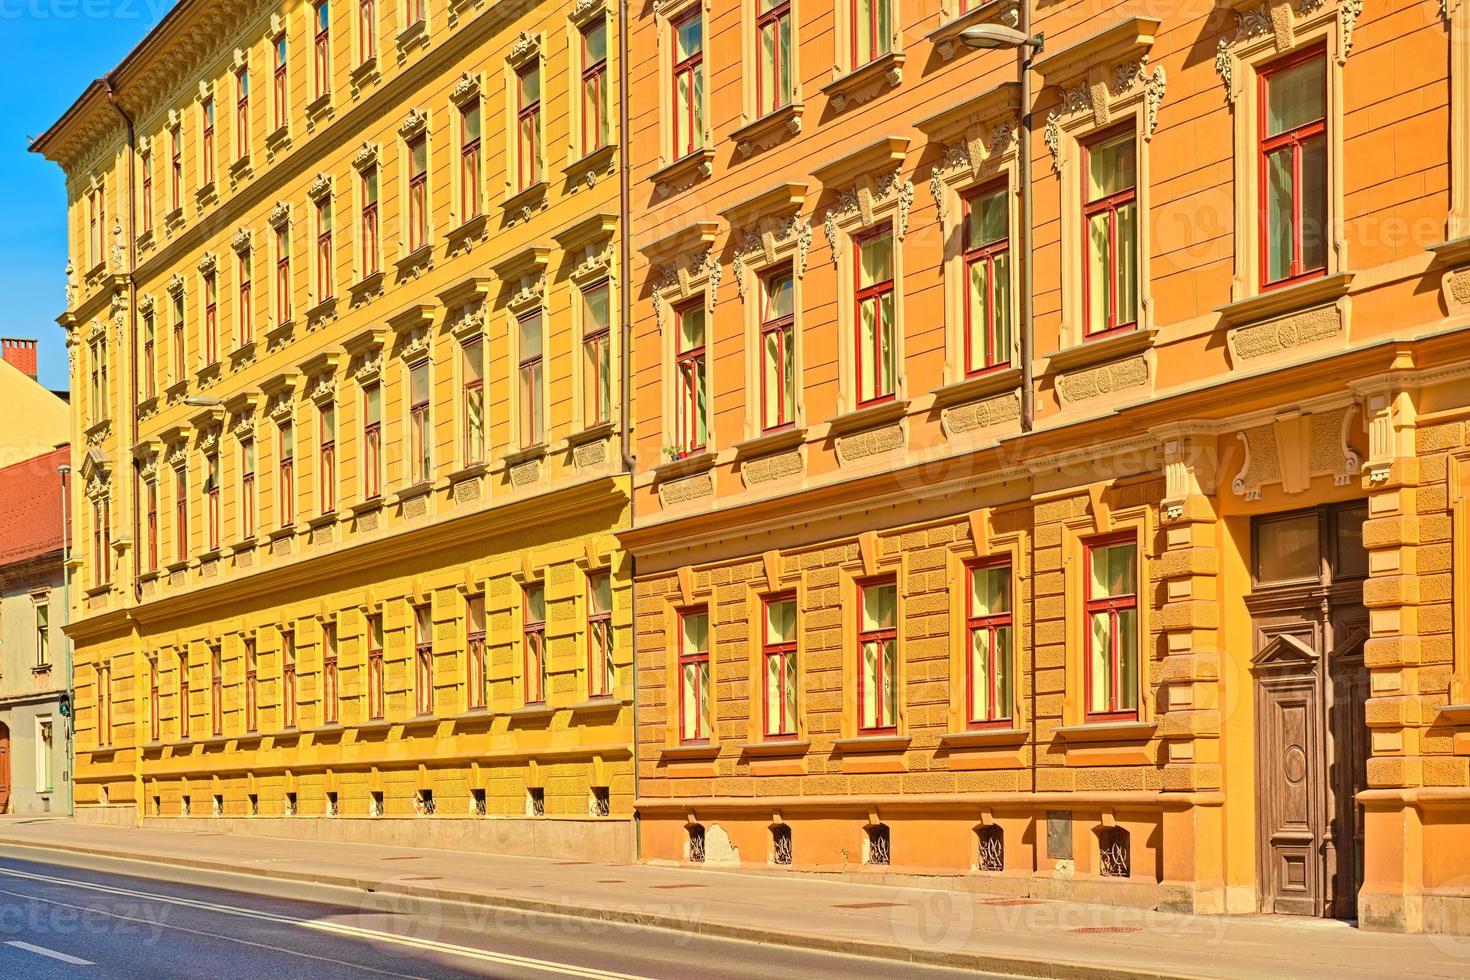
[2,339,38,380]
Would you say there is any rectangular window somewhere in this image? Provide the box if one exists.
[92,497,111,586]
[756,0,792,115]
[173,291,186,381]
[1085,538,1139,720]
[674,302,707,456]
[760,269,795,430]
[35,602,49,668]
[144,477,158,571]
[282,629,297,729]
[408,135,428,251]
[852,0,891,67]
[316,196,334,300]
[1083,129,1138,336]
[967,562,1013,726]
[671,13,704,158]
[174,466,188,562]
[238,250,253,346]
[170,128,182,212]
[323,623,339,725]
[524,585,547,704]
[367,612,384,720]
[278,419,295,527]
[273,35,288,130]
[319,402,336,513]
[358,166,378,277]
[142,311,156,400]
[858,579,897,732]
[235,69,250,160]
[36,717,53,792]
[148,656,161,742]
[204,450,220,551]
[314,1,331,99]
[587,572,613,698]
[244,638,258,733]
[461,338,484,465]
[203,270,218,365]
[1260,50,1327,290]
[855,229,895,405]
[517,64,542,190]
[763,595,798,737]
[97,663,111,747]
[678,609,710,742]
[518,312,544,448]
[581,20,609,155]
[177,650,190,740]
[461,104,482,220]
[467,594,487,710]
[202,97,215,182]
[210,644,223,736]
[414,603,433,716]
[239,437,256,540]
[964,185,1011,374]
[582,282,612,428]
[359,0,376,64]
[409,359,431,483]
[406,0,424,27]
[362,381,382,499]
[276,223,292,323]
[141,149,154,235]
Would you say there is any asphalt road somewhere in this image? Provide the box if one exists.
[0,850,1012,979]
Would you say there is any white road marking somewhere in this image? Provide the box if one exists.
[5,940,95,965]
[0,867,643,980]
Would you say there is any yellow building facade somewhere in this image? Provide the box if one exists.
[35,0,634,857]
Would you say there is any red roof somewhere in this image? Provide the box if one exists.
[0,446,69,567]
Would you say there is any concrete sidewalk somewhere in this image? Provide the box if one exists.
[0,816,1462,979]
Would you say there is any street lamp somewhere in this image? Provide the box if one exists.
[961,19,1042,434]
[183,395,224,408]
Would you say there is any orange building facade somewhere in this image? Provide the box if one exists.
[625,0,1470,931]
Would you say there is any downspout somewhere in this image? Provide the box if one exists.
[1018,1,1035,435]
[59,463,73,816]
[618,0,641,863]
[104,74,140,580]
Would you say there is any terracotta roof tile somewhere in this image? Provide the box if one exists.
[0,446,69,567]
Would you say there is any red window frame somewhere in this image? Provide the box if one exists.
[406,0,424,27]
[467,594,487,710]
[678,607,710,744]
[316,197,334,300]
[760,268,795,431]
[92,497,111,586]
[210,644,223,736]
[318,402,336,513]
[177,651,190,740]
[202,98,215,180]
[322,623,339,725]
[857,577,898,734]
[850,0,889,68]
[965,560,1013,728]
[581,20,608,155]
[314,1,331,99]
[755,0,791,115]
[673,300,706,458]
[203,271,218,364]
[854,228,895,406]
[523,585,547,704]
[149,656,161,743]
[409,359,431,483]
[273,36,287,130]
[587,572,613,698]
[275,224,292,323]
[408,134,429,251]
[362,381,382,499]
[238,250,253,346]
[278,420,294,527]
[170,128,182,212]
[361,166,379,276]
[518,312,544,448]
[762,593,798,738]
[235,69,250,160]
[172,293,186,380]
[582,281,612,428]
[460,105,482,220]
[245,638,258,733]
[282,629,297,730]
[517,64,542,190]
[359,0,376,64]
[1257,46,1328,291]
[963,184,1011,375]
[1083,534,1140,722]
[670,12,703,159]
[1080,126,1138,338]
[142,311,156,400]
[462,338,484,465]
[240,437,256,540]
[414,603,433,716]
[144,478,158,572]
[97,663,111,747]
[205,450,220,551]
[141,149,154,235]
[173,466,188,563]
[367,613,384,720]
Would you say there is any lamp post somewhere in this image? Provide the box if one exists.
[962,19,1043,433]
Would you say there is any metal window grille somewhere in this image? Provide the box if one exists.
[182,796,191,817]
[249,794,259,817]
[527,787,545,817]
[416,789,436,816]
[370,791,384,817]
[688,824,706,864]
[977,825,1004,872]
[590,787,610,818]
[1099,827,1130,878]
[866,824,891,866]
[285,792,297,817]
[772,824,793,866]
[326,792,339,817]
[471,789,487,817]
[212,795,223,817]
[152,796,161,817]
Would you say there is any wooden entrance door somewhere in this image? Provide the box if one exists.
[0,722,10,814]
[1248,502,1369,919]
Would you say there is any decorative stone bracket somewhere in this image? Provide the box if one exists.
[1214,0,1362,103]
[1230,403,1363,499]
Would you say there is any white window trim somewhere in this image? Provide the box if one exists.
[504,34,546,194]
[732,216,812,438]
[739,0,803,125]
[655,0,711,167]
[566,1,614,165]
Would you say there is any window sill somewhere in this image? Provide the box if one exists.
[1045,327,1157,375]
[564,143,618,185]
[928,0,1015,61]
[445,213,488,251]
[194,361,223,387]
[306,511,338,530]
[163,378,189,403]
[195,181,217,206]
[30,663,53,675]
[196,547,222,564]
[739,738,809,759]
[400,714,440,733]
[504,703,555,723]
[450,708,495,726]
[394,480,434,504]
[653,449,716,483]
[1216,271,1354,328]
[650,148,716,196]
[397,18,429,51]
[833,733,911,754]
[566,420,616,448]
[227,537,256,555]
[84,417,112,444]
[822,51,905,112]
[930,366,1023,410]
[229,156,252,182]
[265,125,291,153]
[394,243,434,276]
[165,559,191,574]
[502,444,547,470]
[265,318,295,347]
[569,696,627,718]
[350,57,380,89]
[135,228,156,251]
[501,180,549,219]
[266,525,298,543]
[938,727,1029,749]
[164,206,186,230]
[304,295,338,326]
[446,462,487,484]
[305,93,333,122]
[348,495,384,516]
[659,743,720,763]
[732,426,805,461]
[1053,720,1156,744]
[229,340,257,368]
[349,270,385,302]
[825,398,909,438]
[731,102,803,159]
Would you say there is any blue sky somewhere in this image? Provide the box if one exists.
[1,0,177,392]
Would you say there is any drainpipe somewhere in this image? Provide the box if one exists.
[59,463,74,816]
[1018,1,1035,434]
[618,0,642,863]
[103,74,140,585]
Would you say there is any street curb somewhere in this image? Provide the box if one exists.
[0,834,1206,980]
